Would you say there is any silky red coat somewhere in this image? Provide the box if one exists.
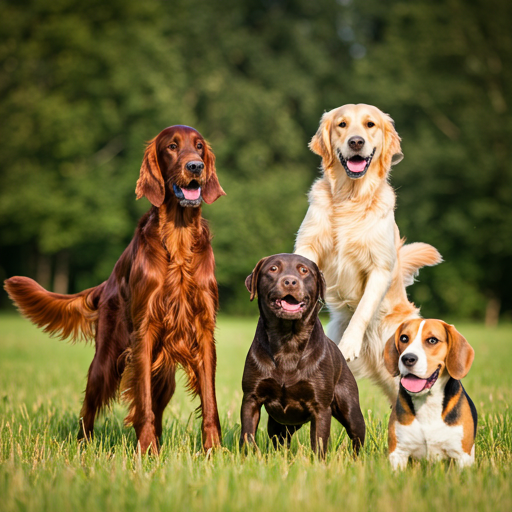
[4,125,225,453]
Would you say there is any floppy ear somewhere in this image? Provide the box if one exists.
[201,142,226,205]
[309,113,335,169]
[310,261,326,303]
[135,138,165,207]
[317,269,326,303]
[245,257,269,302]
[444,322,474,380]
[383,326,402,377]
[383,114,403,168]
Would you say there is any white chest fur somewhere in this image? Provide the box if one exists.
[390,380,475,469]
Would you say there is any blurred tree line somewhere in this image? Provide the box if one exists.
[0,0,510,322]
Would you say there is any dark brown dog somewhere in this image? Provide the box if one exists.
[4,125,225,454]
[240,253,365,456]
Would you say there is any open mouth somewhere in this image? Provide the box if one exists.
[173,180,202,207]
[401,367,440,394]
[337,148,376,179]
[274,294,306,314]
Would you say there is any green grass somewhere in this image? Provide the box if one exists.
[0,313,511,512]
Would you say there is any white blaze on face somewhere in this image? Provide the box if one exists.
[399,320,428,377]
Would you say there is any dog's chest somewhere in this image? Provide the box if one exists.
[395,391,465,460]
[155,228,217,344]
[325,204,395,298]
[258,376,317,425]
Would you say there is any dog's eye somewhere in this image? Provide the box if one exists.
[339,121,346,128]
[269,266,278,272]
[168,143,178,150]
[427,337,439,345]
[400,335,409,343]
[299,267,309,275]
[367,121,375,128]
[197,142,203,150]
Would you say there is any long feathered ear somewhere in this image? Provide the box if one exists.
[309,112,335,169]
[444,322,474,380]
[201,142,225,205]
[383,114,403,168]
[383,325,402,377]
[245,257,269,302]
[135,138,165,207]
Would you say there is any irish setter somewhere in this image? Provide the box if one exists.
[4,125,225,454]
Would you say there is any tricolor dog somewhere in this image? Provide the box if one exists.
[384,319,477,469]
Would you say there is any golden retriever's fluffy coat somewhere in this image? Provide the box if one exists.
[295,104,441,400]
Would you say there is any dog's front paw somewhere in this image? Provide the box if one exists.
[338,336,362,361]
[389,451,409,470]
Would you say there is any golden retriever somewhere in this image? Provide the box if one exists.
[294,104,442,400]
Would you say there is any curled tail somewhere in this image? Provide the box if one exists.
[4,276,105,342]
[399,240,442,287]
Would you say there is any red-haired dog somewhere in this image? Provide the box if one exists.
[384,319,477,469]
[4,125,225,454]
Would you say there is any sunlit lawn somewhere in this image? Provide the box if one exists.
[0,313,511,512]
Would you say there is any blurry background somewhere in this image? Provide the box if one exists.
[0,0,510,322]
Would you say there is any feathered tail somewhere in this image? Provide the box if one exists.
[4,276,105,342]
[399,240,443,287]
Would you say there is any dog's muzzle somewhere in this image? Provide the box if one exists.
[337,148,376,179]
[173,181,202,207]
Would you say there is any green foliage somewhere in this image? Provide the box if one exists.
[0,0,510,318]
[346,0,512,318]
[1,314,512,512]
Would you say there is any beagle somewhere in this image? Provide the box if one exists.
[384,319,477,469]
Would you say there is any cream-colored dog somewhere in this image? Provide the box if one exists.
[295,104,442,400]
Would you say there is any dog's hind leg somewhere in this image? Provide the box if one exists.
[267,416,301,449]
[331,368,366,454]
[78,306,127,441]
[326,308,351,346]
[151,366,176,441]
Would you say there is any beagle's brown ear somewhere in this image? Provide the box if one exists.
[309,113,336,169]
[201,142,225,205]
[383,326,402,377]
[245,257,269,302]
[383,114,403,168]
[444,322,474,380]
[135,138,165,207]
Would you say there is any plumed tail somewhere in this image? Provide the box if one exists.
[4,276,105,342]
[399,240,442,287]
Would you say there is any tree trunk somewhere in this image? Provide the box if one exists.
[53,251,69,294]
[485,295,501,328]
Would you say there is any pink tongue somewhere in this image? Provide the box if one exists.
[182,187,201,200]
[401,375,427,393]
[281,300,301,312]
[347,159,367,173]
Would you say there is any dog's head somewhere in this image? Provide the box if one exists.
[310,104,403,181]
[245,253,326,321]
[136,125,225,208]
[384,319,474,396]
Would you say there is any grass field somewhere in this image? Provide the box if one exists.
[0,313,511,512]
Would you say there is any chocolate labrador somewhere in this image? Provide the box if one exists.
[240,253,365,456]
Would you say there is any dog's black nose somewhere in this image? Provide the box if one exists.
[401,353,418,367]
[186,161,204,174]
[281,275,298,288]
[348,136,365,151]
